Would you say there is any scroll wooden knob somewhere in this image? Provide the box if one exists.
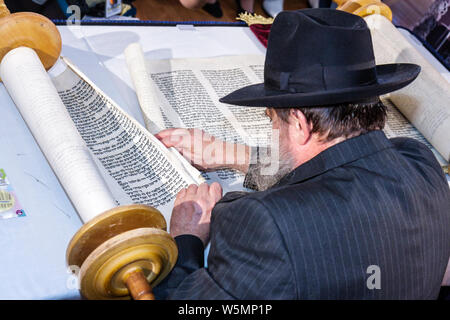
[334,0,350,6]
[0,0,62,78]
[125,269,155,300]
[338,0,380,11]
[336,0,392,21]
[0,0,10,19]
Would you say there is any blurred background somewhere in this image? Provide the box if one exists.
[3,0,448,67]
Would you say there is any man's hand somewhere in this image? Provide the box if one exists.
[170,182,223,245]
[155,128,250,173]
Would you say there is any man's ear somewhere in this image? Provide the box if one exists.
[290,109,312,145]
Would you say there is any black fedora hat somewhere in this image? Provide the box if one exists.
[220,9,421,107]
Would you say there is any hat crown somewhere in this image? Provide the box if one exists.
[264,9,378,94]
[218,8,421,108]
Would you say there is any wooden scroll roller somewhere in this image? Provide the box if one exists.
[0,1,177,300]
[0,0,61,81]
[335,0,393,21]
[67,206,177,300]
[333,0,348,5]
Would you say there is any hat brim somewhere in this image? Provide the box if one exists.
[219,63,421,107]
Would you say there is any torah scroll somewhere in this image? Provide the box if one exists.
[0,46,203,224]
[366,14,450,163]
[125,38,449,173]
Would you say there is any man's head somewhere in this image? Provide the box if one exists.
[262,98,387,179]
[217,9,420,189]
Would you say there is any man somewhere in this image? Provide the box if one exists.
[154,9,450,299]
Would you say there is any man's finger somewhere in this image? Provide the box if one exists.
[158,132,187,148]
[154,130,174,142]
[198,182,209,196]
[157,136,175,148]
[186,184,198,195]
[162,136,187,149]
[210,182,223,203]
[155,128,180,140]
[174,187,187,206]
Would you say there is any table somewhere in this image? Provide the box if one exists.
[0,22,448,300]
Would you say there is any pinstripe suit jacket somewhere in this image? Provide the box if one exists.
[155,130,450,300]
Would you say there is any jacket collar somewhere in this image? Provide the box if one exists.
[275,130,393,187]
